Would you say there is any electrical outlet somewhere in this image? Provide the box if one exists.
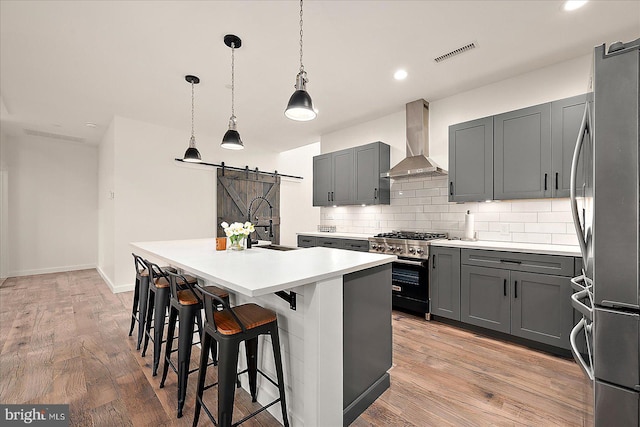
[499,223,509,235]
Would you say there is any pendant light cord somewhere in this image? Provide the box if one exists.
[299,0,304,73]
[231,42,236,118]
[190,80,195,138]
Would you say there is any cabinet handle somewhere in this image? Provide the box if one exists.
[331,191,334,202]
[555,172,559,190]
[432,255,436,269]
[503,279,507,296]
[328,192,330,202]
[514,280,518,298]
[500,259,522,264]
[544,173,548,191]
[449,182,454,196]
[374,188,378,199]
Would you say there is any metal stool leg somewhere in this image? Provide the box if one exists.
[152,286,170,376]
[193,332,212,427]
[136,276,150,350]
[245,337,258,402]
[141,288,154,356]
[270,324,289,427]
[160,307,178,389]
[176,304,198,418]
[129,276,140,336]
[218,339,240,427]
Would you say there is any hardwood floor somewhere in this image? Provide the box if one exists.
[0,270,593,426]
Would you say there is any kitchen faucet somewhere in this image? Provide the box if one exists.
[246,196,273,248]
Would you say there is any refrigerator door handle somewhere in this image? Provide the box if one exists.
[570,318,594,381]
[570,101,591,263]
[571,288,593,321]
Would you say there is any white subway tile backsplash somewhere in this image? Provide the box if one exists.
[524,223,567,233]
[499,212,538,223]
[512,232,552,244]
[320,177,577,248]
[510,200,552,212]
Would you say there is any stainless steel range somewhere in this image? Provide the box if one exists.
[369,231,447,318]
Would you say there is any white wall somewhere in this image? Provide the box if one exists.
[99,116,317,291]
[277,142,322,246]
[97,120,115,287]
[0,131,9,279]
[320,54,593,246]
[2,133,98,276]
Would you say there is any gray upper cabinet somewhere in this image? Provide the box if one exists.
[313,142,390,207]
[332,149,355,205]
[430,246,461,320]
[494,103,552,200]
[551,94,588,198]
[354,142,390,205]
[448,117,494,202]
[313,153,333,207]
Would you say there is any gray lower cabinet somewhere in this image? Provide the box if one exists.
[297,235,369,252]
[461,265,511,333]
[459,249,575,350]
[313,142,390,207]
[448,117,493,202]
[494,103,552,200]
[430,246,461,320]
[510,271,573,347]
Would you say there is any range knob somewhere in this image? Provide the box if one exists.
[416,248,425,255]
[387,246,395,252]
[395,247,404,254]
[371,244,378,250]
[408,247,416,254]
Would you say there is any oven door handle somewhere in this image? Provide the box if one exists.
[394,259,426,267]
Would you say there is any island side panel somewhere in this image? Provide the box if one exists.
[304,277,344,427]
[342,264,392,426]
[231,287,306,426]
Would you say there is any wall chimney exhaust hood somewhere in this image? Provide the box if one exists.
[382,99,447,178]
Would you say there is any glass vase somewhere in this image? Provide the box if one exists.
[228,237,245,251]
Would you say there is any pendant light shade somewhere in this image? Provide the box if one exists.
[183,75,202,162]
[221,35,244,150]
[285,0,316,121]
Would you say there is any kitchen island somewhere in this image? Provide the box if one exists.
[130,238,396,426]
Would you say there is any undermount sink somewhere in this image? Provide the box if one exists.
[255,244,298,252]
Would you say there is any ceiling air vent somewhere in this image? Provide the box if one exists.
[434,42,477,63]
[24,129,85,143]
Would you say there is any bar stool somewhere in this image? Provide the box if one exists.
[192,284,289,427]
[160,271,231,418]
[129,254,150,350]
[141,261,192,375]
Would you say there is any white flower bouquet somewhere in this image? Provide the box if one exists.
[220,221,255,250]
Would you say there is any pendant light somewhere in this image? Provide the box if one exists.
[221,34,244,150]
[183,75,202,162]
[285,0,316,121]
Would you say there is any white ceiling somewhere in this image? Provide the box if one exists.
[1,1,639,153]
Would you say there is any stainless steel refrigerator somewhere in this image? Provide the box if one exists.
[570,38,640,426]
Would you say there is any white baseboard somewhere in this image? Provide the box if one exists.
[96,266,134,294]
[8,263,96,278]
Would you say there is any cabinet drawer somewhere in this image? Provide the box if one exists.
[297,235,317,248]
[316,237,344,249]
[342,239,370,252]
[461,249,574,276]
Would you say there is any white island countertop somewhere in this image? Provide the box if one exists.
[131,238,396,297]
[430,238,581,257]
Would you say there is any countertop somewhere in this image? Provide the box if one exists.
[430,239,581,257]
[297,231,372,240]
[131,238,396,297]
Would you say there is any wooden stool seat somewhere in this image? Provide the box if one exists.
[214,304,277,336]
[176,289,199,305]
[198,285,229,300]
[154,274,197,288]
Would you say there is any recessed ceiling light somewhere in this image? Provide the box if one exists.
[394,69,408,80]
[85,122,97,128]
[563,0,588,11]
